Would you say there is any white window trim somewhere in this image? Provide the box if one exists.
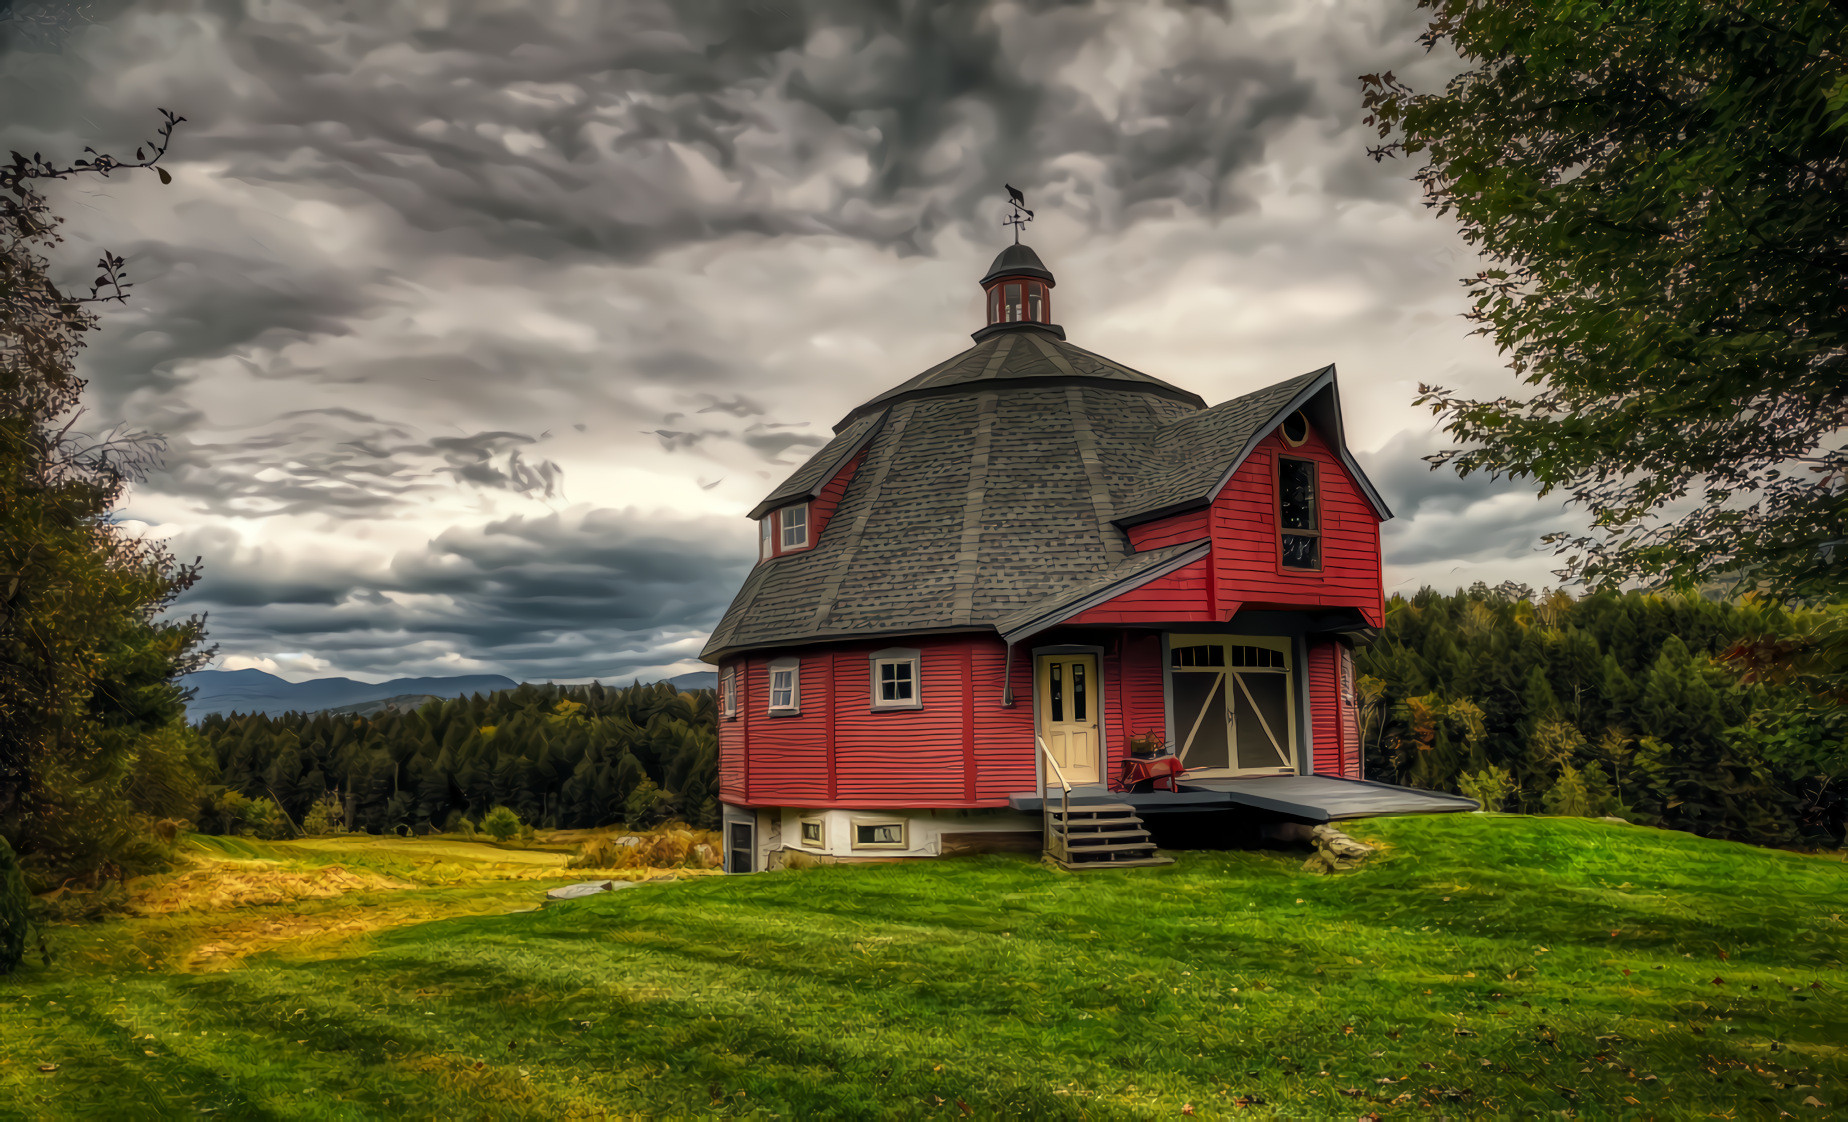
[868,647,923,711]
[721,665,738,718]
[798,815,826,849]
[759,516,774,561]
[780,503,809,550]
[850,816,908,851]
[767,657,800,715]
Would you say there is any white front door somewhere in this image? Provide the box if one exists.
[1038,653,1101,786]
[1168,636,1296,775]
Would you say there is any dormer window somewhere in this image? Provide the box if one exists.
[780,503,809,549]
[759,516,774,561]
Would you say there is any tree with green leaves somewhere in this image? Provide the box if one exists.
[1363,1,1846,603]
[2,113,217,888]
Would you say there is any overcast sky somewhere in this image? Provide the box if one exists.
[1,0,1577,685]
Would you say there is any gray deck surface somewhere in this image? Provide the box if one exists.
[1009,775,1477,820]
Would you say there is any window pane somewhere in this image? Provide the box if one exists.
[1029,288,1042,322]
[879,660,913,702]
[1282,533,1320,569]
[857,823,902,845]
[1279,459,1317,530]
[781,505,807,548]
[1073,661,1087,722]
[1005,283,1021,321]
[801,821,822,843]
[1050,662,1063,722]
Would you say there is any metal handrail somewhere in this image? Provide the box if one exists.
[1036,735,1071,864]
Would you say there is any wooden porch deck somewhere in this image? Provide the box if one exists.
[1008,774,1478,822]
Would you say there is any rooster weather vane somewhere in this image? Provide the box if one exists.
[1003,183,1033,244]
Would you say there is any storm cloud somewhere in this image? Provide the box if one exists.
[3,0,1567,682]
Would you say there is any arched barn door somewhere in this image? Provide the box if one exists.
[1168,635,1297,776]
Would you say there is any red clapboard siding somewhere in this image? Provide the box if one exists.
[1127,508,1209,551]
[1211,428,1384,628]
[721,632,1180,808]
[719,659,747,802]
[1112,633,1167,767]
[973,637,1037,803]
[809,447,864,542]
[1308,639,1343,777]
[1064,559,1211,626]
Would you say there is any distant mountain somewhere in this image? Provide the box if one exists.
[669,670,717,691]
[183,669,519,718]
[321,693,447,718]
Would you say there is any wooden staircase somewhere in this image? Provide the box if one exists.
[1045,802,1174,871]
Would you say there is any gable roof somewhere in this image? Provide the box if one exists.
[1113,365,1392,525]
[702,356,1389,661]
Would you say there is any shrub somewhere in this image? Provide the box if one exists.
[1458,766,1515,813]
[301,793,345,835]
[623,778,675,829]
[481,805,521,843]
[641,828,696,868]
[0,836,26,975]
[242,797,291,840]
[567,834,639,870]
[1540,764,1595,817]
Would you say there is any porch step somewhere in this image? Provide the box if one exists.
[1063,829,1155,847]
[1044,803,1172,871]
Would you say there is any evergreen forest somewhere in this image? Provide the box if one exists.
[191,681,719,837]
[1358,585,1845,848]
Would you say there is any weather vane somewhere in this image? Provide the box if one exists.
[1003,183,1033,244]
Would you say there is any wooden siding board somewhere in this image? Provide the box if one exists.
[1308,640,1342,777]
[1210,428,1384,625]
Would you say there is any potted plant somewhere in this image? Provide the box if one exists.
[1127,730,1167,758]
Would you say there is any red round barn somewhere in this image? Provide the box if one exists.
[702,244,1396,871]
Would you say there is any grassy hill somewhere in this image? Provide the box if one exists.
[5,817,1844,1117]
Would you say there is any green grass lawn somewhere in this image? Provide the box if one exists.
[4,816,1845,1118]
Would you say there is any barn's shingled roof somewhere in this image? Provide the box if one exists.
[700,245,1391,662]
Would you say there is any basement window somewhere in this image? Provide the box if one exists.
[869,647,922,710]
[768,658,800,715]
[1277,456,1322,571]
[851,817,907,850]
[799,816,826,849]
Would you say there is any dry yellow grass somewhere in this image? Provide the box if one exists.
[132,862,418,913]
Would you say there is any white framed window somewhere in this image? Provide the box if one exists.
[720,665,738,718]
[798,816,826,849]
[768,657,800,715]
[851,817,907,850]
[760,516,774,561]
[868,647,922,710]
[780,503,809,549]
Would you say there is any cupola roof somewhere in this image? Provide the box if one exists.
[980,243,1055,286]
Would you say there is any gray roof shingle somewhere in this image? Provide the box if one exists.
[701,331,1373,661]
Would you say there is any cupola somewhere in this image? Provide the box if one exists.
[973,243,1064,342]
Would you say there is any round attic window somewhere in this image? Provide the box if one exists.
[1281,410,1310,446]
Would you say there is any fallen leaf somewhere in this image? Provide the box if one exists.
[37,1064,58,1073]
[1181,1105,1195,1116]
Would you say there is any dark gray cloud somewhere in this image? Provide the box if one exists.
[173,507,752,680]
[3,0,1519,681]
